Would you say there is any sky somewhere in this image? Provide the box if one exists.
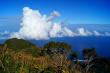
[0,0,110,40]
[0,0,110,58]
[0,0,110,24]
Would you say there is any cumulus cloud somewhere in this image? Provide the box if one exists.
[48,10,60,21]
[93,31,101,36]
[0,31,9,35]
[11,7,73,40]
[10,7,110,40]
[63,27,75,37]
[49,23,62,37]
[77,28,92,36]
[49,24,75,37]
[0,31,10,39]
[75,27,110,36]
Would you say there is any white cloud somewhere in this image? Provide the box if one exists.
[77,28,92,36]
[10,7,110,40]
[63,27,76,37]
[48,10,60,21]
[49,23,62,37]
[105,32,110,36]
[93,31,101,36]
[0,31,10,39]
[0,31,11,39]
[10,7,73,40]
[0,31,9,35]
[76,27,110,36]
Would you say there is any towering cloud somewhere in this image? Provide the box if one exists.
[11,7,74,40]
[10,7,110,40]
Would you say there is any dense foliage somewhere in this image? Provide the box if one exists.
[0,38,110,73]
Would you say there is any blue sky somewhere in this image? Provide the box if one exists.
[0,0,110,24]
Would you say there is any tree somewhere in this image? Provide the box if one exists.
[82,48,97,73]
[43,41,72,71]
[70,52,78,61]
[43,41,71,56]
[83,48,97,60]
[88,58,110,73]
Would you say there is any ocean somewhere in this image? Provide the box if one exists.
[30,36,110,58]
[0,36,110,59]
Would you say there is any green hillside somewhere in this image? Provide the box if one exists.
[5,38,36,50]
[4,38,41,56]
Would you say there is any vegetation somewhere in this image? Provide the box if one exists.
[0,38,110,73]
